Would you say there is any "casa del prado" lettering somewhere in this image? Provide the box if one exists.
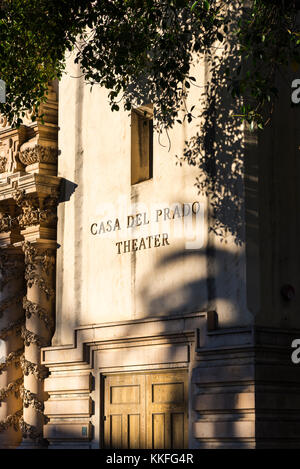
[90,201,202,254]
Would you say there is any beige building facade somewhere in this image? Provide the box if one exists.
[0,53,300,449]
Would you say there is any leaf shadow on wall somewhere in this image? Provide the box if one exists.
[176,25,247,247]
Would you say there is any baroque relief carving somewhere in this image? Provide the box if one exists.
[21,326,47,348]
[22,242,55,299]
[20,386,44,414]
[20,356,49,381]
[19,417,44,441]
[0,127,26,174]
[19,238,55,444]
[0,212,14,232]
[0,156,7,173]
[20,239,56,444]
[0,137,18,174]
[0,377,23,401]
[23,296,54,330]
[19,145,57,166]
[0,250,25,437]
[0,410,23,433]
[0,116,8,129]
[0,84,58,445]
[0,349,23,374]
[13,189,57,228]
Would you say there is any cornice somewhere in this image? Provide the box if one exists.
[41,311,208,368]
[0,172,60,201]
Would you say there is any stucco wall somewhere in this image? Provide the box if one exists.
[254,73,300,329]
[53,55,252,346]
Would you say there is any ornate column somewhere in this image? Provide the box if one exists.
[0,82,59,448]
[0,207,25,448]
[20,240,55,446]
[14,189,58,448]
[13,83,59,447]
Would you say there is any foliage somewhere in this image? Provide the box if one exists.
[229,0,300,128]
[0,0,299,129]
[0,0,87,125]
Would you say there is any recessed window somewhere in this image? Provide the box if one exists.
[131,104,153,185]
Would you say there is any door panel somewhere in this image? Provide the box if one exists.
[152,413,165,448]
[104,374,145,448]
[146,371,188,449]
[103,370,188,449]
[171,413,185,448]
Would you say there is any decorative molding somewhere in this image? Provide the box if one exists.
[0,134,22,174]
[21,326,47,348]
[0,410,23,433]
[19,417,43,441]
[13,189,57,228]
[22,241,55,299]
[20,356,49,381]
[20,386,44,414]
[24,265,55,299]
[19,145,57,167]
[0,115,8,129]
[0,248,24,442]
[0,377,23,401]
[42,311,206,367]
[0,84,58,447]
[12,188,26,207]
[0,213,14,232]
[0,156,7,173]
[0,349,23,374]
[23,296,54,330]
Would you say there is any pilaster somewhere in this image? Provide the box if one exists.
[0,225,25,448]
[0,83,60,448]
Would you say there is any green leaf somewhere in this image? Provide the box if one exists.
[191,1,199,11]
[203,0,210,11]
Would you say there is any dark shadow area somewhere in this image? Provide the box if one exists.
[138,244,248,324]
[177,9,245,246]
[58,178,78,203]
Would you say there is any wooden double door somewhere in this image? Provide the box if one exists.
[103,370,188,449]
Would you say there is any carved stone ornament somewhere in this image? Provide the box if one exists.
[20,386,44,414]
[19,417,45,440]
[22,241,55,278]
[0,410,23,433]
[23,296,54,330]
[20,356,49,381]
[0,115,8,128]
[19,145,57,166]
[0,135,20,174]
[0,212,13,232]
[0,156,7,173]
[0,349,23,375]
[0,377,23,401]
[21,326,46,348]
[13,190,57,228]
